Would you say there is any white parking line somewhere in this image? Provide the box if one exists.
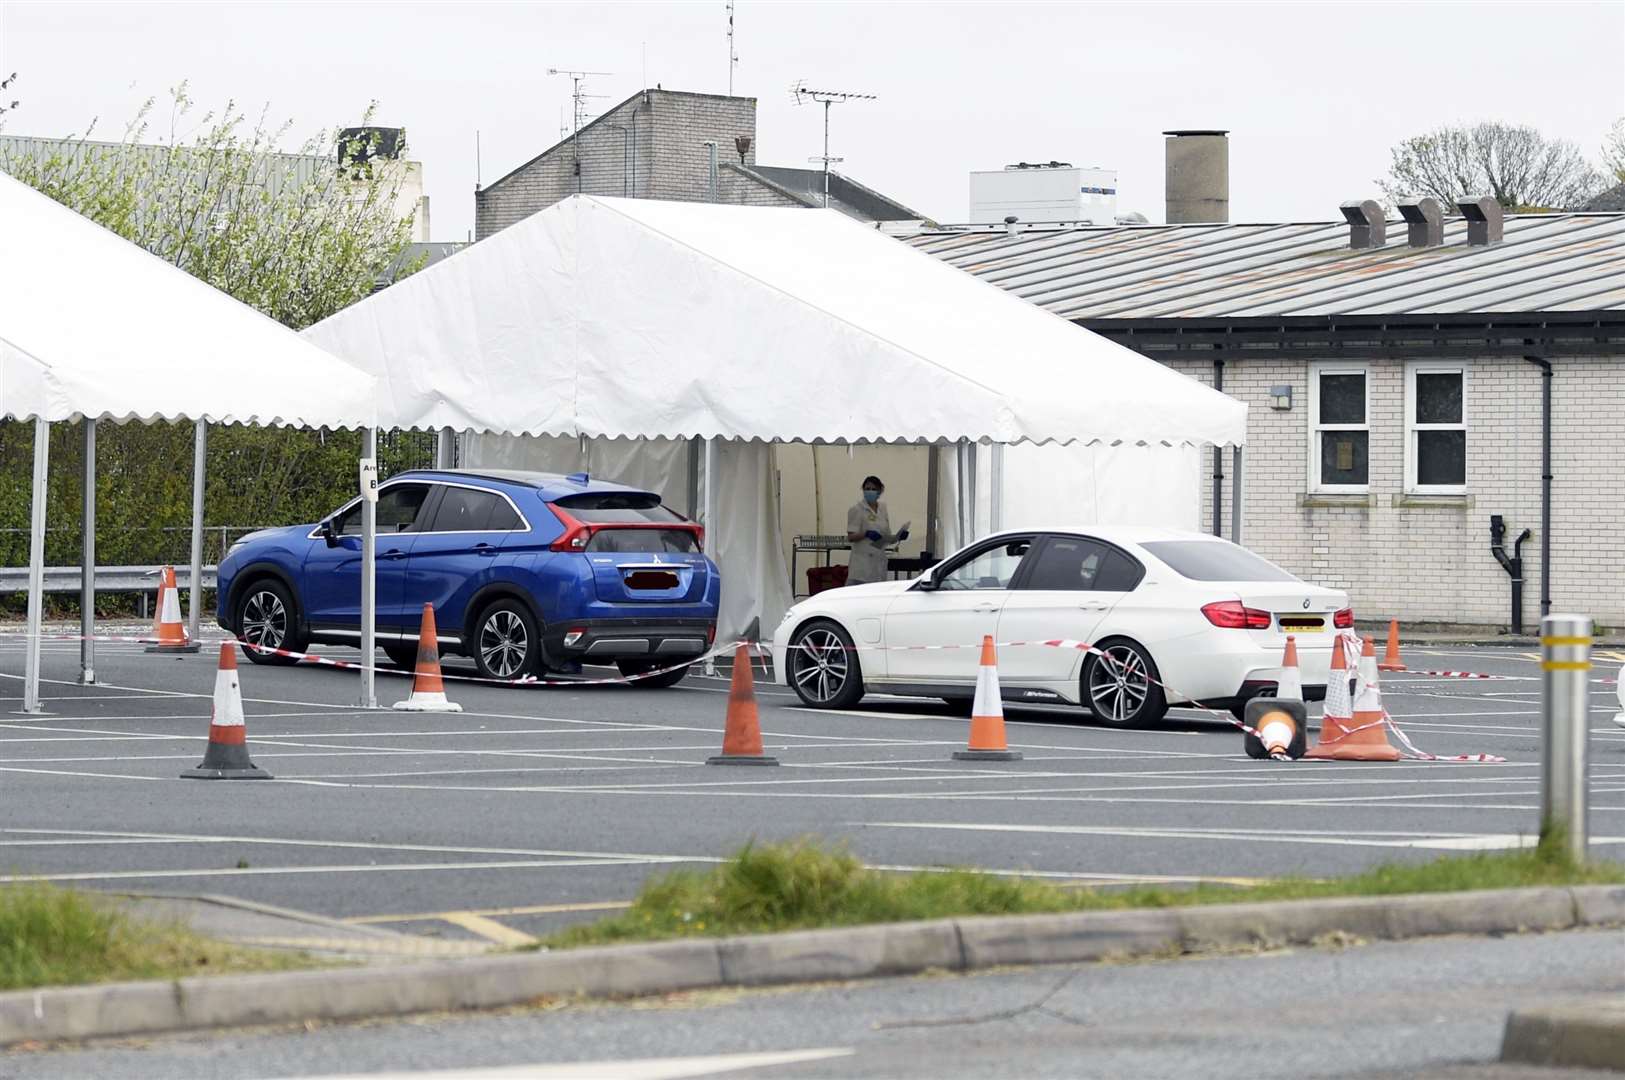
[865,821,1625,851]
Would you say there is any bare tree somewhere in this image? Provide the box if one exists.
[1603,117,1625,183]
[1380,121,1606,211]
[0,73,17,122]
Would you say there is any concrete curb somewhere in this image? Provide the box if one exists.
[1501,996,1625,1070]
[3,884,1622,1047]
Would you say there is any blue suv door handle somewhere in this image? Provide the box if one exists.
[380,548,408,561]
[473,543,498,557]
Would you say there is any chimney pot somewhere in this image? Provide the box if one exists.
[1456,195,1504,246]
[1397,196,1444,248]
[1340,199,1387,249]
[1003,214,1019,238]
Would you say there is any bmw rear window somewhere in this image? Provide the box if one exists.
[553,492,686,524]
[1141,541,1300,582]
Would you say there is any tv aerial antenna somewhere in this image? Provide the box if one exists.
[726,2,739,95]
[790,81,876,208]
[548,68,613,139]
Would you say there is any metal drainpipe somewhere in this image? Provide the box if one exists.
[1525,356,1553,618]
[1211,357,1224,536]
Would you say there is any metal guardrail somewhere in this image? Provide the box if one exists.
[0,565,218,594]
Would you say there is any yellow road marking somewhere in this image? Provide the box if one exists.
[1593,650,1625,663]
[346,899,632,925]
[439,911,540,947]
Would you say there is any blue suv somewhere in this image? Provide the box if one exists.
[216,469,720,686]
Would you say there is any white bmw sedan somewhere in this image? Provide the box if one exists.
[772,527,1351,727]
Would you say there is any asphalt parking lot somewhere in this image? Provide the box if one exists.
[1,627,1622,948]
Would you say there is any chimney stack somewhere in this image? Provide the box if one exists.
[1163,130,1229,224]
[1003,214,1020,238]
[1340,200,1387,249]
[1456,196,1503,246]
[1397,196,1444,247]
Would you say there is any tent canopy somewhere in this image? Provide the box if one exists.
[0,171,377,428]
[303,195,1245,448]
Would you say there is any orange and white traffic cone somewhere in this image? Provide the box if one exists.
[1245,636,1307,759]
[1304,634,1353,759]
[146,566,200,654]
[1307,635,1400,761]
[953,636,1022,761]
[1378,619,1408,672]
[393,604,463,712]
[180,644,270,779]
[707,643,779,765]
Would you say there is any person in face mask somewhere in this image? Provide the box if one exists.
[845,475,909,585]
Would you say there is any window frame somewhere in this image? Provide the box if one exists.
[1307,362,1371,494]
[1404,361,1468,495]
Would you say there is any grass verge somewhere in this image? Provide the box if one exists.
[0,882,313,991]
[543,833,1625,950]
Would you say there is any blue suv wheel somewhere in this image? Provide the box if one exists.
[216,469,720,687]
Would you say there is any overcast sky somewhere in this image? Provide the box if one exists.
[2,1,1621,240]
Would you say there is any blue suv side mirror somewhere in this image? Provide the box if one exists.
[319,520,339,549]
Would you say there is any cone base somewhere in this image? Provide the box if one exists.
[953,749,1023,761]
[393,696,463,713]
[180,765,272,779]
[1377,663,1407,672]
[1303,745,1401,762]
[1613,712,1625,730]
[146,643,202,654]
[705,754,780,766]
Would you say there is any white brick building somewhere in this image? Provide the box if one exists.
[904,207,1625,633]
[474,89,921,240]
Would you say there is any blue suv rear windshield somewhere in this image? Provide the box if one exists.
[553,492,686,525]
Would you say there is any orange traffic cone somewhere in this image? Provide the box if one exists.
[1378,619,1408,672]
[1245,637,1307,759]
[146,566,200,654]
[1306,636,1400,761]
[707,643,779,765]
[953,636,1022,761]
[393,604,462,712]
[181,644,270,779]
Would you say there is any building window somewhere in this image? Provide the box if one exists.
[1309,363,1368,492]
[1406,363,1466,493]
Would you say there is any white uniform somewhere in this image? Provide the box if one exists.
[846,500,893,585]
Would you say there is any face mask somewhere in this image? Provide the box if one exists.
[863,490,880,504]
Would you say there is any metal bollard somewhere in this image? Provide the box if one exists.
[1539,614,1591,863]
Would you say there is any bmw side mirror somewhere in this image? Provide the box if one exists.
[915,573,939,592]
[320,520,338,548]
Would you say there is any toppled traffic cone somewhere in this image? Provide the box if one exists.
[707,643,779,765]
[1378,619,1407,672]
[953,636,1022,761]
[146,566,200,654]
[1245,636,1307,759]
[393,604,462,712]
[1306,635,1400,761]
[181,644,270,779]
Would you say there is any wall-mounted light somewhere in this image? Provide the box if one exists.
[1270,384,1293,411]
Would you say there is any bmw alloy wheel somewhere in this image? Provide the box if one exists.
[241,589,288,651]
[790,626,855,706]
[479,609,529,679]
[1087,643,1152,725]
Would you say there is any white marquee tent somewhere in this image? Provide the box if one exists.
[305,195,1247,641]
[0,171,381,710]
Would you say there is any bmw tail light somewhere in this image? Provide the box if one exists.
[1201,600,1272,630]
[1333,607,1354,629]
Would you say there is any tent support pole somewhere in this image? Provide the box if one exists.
[23,419,49,714]
[989,444,1005,534]
[956,440,978,545]
[81,420,96,685]
[1230,445,1244,546]
[435,427,456,469]
[924,445,940,558]
[703,437,718,673]
[188,420,207,643]
[360,427,378,708]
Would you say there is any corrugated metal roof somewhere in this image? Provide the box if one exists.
[901,213,1625,319]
